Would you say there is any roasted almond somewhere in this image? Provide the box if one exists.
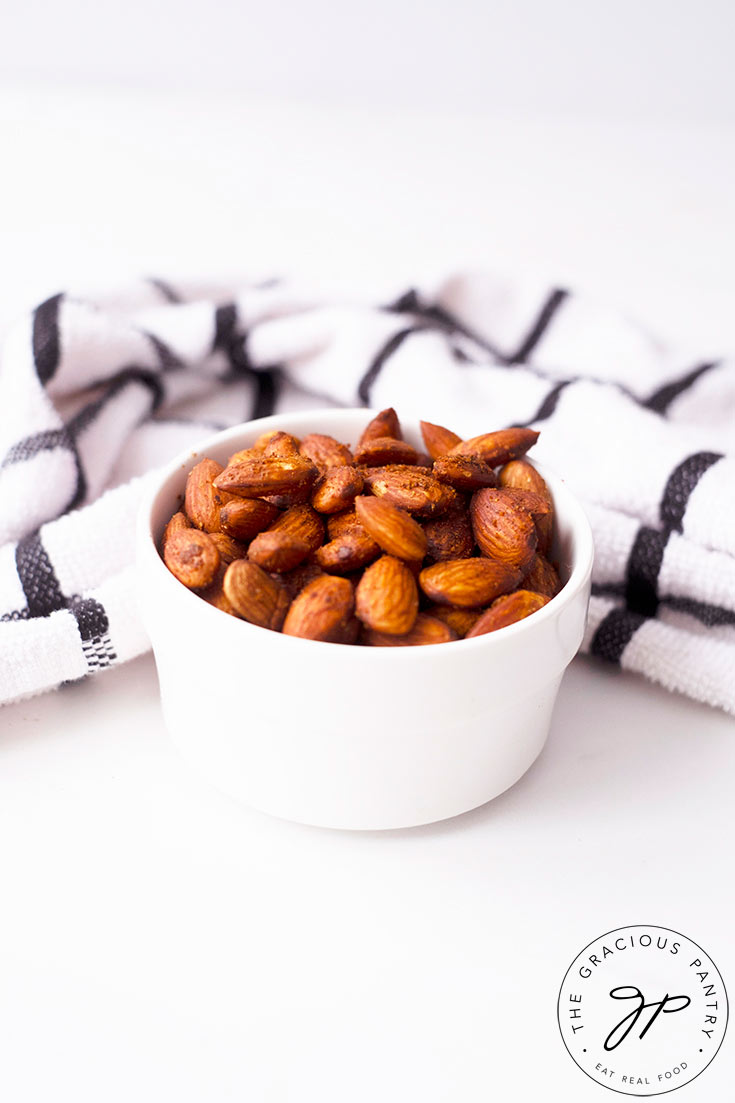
[499,459,554,555]
[219,497,280,541]
[163,528,220,590]
[362,465,452,518]
[465,590,550,637]
[419,557,520,608]
[209,531,249,565]
[162,510,190,550]
[268,503,325,553]
[470,488,537,572]
[522,553,562,598]
[433,454,498,492]
[252,428,295,452]
[185,458,232,532]
[200,565,238,616]
[223,559,290,630]
[299,433,353,471]
[282,575,355,642]
[263,431,302,457]
[355,555,419,635]
[316,527,380,574]
[423,508,475,562]
[279,560,325,601]
[426,604,483,638]
[248,531,311,572]
[311,466,364,513]
[354,496,427,561]
[214,454,317,498]
[450,427,540,466]
[327,508,362,539]
[363,613,458,646]
[353,437,419,466]
[358,407,401,444]
[419,419,462,459]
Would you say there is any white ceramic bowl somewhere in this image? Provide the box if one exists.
[136,409,593,830]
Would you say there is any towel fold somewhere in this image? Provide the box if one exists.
[1,272,733,711]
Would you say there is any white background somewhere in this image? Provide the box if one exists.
[1,2,734,1100]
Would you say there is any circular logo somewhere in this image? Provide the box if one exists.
[557,925,728,1096]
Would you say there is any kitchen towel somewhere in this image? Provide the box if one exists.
[0,273,733,710]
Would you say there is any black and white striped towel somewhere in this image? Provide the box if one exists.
[1,273,733,711]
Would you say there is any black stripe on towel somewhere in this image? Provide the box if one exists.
[250,368,281,420]
[357,326,426,406]
[589,607,646,663]
[623,526,668,618]
[505,288,568,365]
[644,361,720,414]
[144,331,183,371]
[15,532,67,617]
[148,277,182,304]
[515,379,571,428]
[659,451,722,533]
[592,582,735,628]
[1,428,71,467]
[213,302,239,352]
[32,293,63,385]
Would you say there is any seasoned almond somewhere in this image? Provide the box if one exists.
[316,527,380,574]
[419,420,462,459]
[248,531,311,572]
[433,454,498,492]
[363,613,458,646]
[522,553,562,598]
[279,561,324,601]
[426,604,483,638]
[450,427,540,466]
[354,496,427,561]
[299,433,353,471]
[358,407,401,444]
[214,454,317,498]
[219,497,280,541]
[355,555,419,635]
[268,503,325,553]
[311,466,364,513]
[223,559,290,630]
[162,510,190,550]
[466,590,550,637]
[163,528,220,590]
[252,428,290,452]
[227,446,259,466]
[209,531,248,565]
[282,575,355,642]
[423,508,475,562]
[327,508,361,539]
[470,488,538,572]
[185,458,232,532]
[419,558,520,608]
[499,459,554,555]
[353,437,419,466]
[200,565,238,615]
[362,465,452,518]
[263,431,302,457]
[262,485,314,509]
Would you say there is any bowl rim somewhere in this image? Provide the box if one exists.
[136,408,594,655]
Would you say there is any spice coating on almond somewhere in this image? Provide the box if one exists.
[355,555,419,635]
[164,528,221,590]
[465,590,550,637]
[355,496,427,561]
[470,488,538,572]
[419,557,520,608]
[282,575,355,642]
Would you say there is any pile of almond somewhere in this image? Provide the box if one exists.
[160,409,563,645]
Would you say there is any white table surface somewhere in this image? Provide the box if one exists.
[0,85,733,1101]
